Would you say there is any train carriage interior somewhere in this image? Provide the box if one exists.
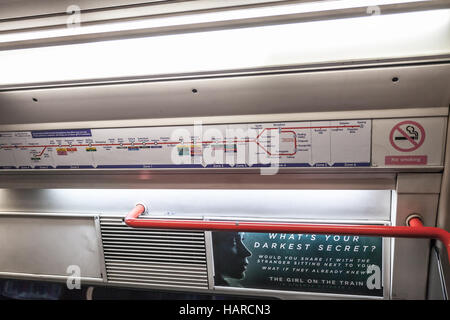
[0,0,449,302]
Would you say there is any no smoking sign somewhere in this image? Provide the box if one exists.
[374,117,446,167]
[389,120,425,152]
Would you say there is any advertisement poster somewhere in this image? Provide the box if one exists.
[212,231,384,297]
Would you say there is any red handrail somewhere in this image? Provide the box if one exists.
[125,204,450,264]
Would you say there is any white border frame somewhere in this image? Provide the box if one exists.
[206,218,392,300]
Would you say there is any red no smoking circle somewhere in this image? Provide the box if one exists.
[389,120,425,152]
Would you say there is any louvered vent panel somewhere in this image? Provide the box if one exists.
[100,215,209,289]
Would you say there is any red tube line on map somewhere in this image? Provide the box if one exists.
[125,204,450,264]
[255,125,361,139]
[37,146,47,157]
[0,125,360,150]
[1,140,252,149]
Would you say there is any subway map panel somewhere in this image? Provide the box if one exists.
[0,120,371,169]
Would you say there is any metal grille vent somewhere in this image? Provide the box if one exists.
[99,215,209,289]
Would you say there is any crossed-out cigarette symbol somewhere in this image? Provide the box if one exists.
[389,121,425,152]
[394,125,419,141]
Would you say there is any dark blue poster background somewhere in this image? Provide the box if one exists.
[212,232,384,297]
